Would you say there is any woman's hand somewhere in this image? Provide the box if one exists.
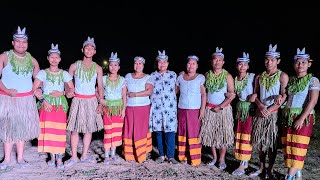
[210,106,221,113]
[294,118,304,130]
[6,88,17,97]
[96,105,102,114]
[199,108,205,120]
[49,90,64,98]
[43,101,53,112]
[128,92,137,98]
[121,108,126,119]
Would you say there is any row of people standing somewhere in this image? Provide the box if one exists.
[0,26,319,180]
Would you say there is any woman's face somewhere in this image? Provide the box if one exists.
[134,60,144,73]
[109,61,120,74]
[157,60,169,72]
[236,62,249,73]
[47,53,61,67]
[294,59,311,74]
[186,59,198,73]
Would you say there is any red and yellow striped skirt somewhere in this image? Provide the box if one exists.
[123,105,151,163]
[38,105,67,154]
[282,115,314,169]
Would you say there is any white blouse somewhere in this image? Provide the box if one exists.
[176,74,205,109]
[125,73,153,107]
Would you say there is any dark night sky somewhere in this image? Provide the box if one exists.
[1,1,319,78]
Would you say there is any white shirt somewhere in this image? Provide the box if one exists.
[176,74,205,109]
[125,73,153,107]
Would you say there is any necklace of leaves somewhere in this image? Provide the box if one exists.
[75,60,96,82]
[45,69,63,85]
[235,73,249,94]
[260,70,281,91]
[288,73,313,94]
[9,50,33,75]
[205,69,227,93]
[106,74,120,90]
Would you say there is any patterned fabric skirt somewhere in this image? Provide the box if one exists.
[177,108,201,166]
[199,105,234,148]
[103,115,124,149]
[251,112,278,152]
[282,115,313,169]
[67,95,103,133]
[234,114,253,161]
[38,105,67,154]
[123,105,151,163]
[0,92,39,143]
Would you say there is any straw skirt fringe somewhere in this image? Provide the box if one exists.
[67,97,103,133]
[251,112,278,152]
[199,105,234,148]
[0,94,40,143]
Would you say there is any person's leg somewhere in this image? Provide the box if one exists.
[156,131,165,162]
[218,146,227,170]
[2,142,13,164]
[208,147,217,166]
[70,131,80,160]
[56,154,64,170]
[81,132,93,160]
[16,141,25,163]
[47,153,55,166]
[64,131,80,167]
[266,147,277,177]
[165,132,175,159]
[165,132,178,164]
[0,142,14,169]
[249,150,266,177]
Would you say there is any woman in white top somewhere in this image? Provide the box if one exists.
[33,44,74,170]
[231,52,256,176]
[98,52,127,164]
[176,55,206,166]
[282,48,319,180]
[123,56,153,163]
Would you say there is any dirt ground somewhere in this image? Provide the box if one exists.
[1,127,320,180]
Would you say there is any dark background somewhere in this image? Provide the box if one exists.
[0,1,319,78]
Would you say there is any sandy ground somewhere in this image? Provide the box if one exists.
[0,130,320,180]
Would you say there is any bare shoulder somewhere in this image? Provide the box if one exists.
[31,56,39,63]
[0,52,8,62]
[226,72,233,79]
[95,64,103,72]
[280,71,289,78]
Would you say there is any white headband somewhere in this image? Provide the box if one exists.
[83,36,96,48]
[13,26,28,40]
[156,50,168,61]
[109,52,120,63]
[134,56,145,64]
[48,43,61,55]
[265,44,280,58]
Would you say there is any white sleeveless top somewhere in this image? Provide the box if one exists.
[237,73,255,101]
[287,77,320,108]
[125,73,153,107]
[1,51,33,92]
[36,69,72,95]
[207,81,227,105]
[74,61,97,95]
[259,71,281,107]
[102,75,126,100]
[176,74,205,109]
